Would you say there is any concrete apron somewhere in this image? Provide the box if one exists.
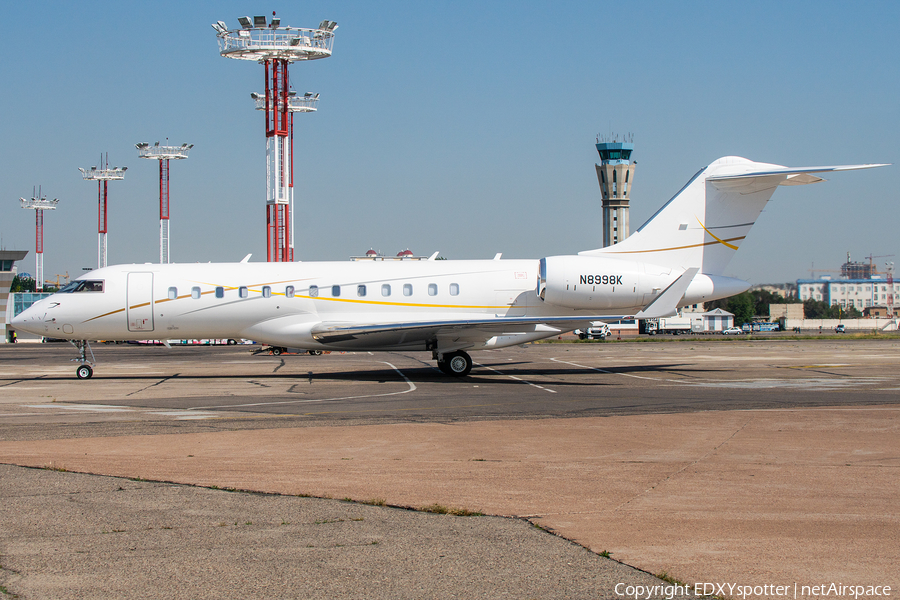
[1,406,897,597]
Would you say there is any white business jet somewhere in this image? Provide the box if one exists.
[12,156,885,379]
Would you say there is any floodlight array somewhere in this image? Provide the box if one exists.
[79,166,128,180]
[136,142,193,160]
[213,15,336,62]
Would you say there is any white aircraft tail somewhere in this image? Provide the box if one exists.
[580,156,886,276]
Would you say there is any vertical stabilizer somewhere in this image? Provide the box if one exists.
[579,157,886,275]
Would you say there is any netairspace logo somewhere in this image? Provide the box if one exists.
[614,582,892,599]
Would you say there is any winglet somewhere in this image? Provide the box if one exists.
[634,267,699,320]
[240,254,252,263]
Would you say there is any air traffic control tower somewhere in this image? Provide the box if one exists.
[595,136,635,247]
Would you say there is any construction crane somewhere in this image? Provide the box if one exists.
[866,254,895,274]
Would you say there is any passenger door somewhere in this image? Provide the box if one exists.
[127,272,155,333]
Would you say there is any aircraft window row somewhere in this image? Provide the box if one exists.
[311,283,460,298]
[59,280,104,293]
[166,282,461,301]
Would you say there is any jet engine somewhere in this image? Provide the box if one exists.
[537,255,673,310]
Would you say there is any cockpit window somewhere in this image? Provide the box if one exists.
[58,280,104,293]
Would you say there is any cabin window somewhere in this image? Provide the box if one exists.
[308,285,317,298]
[428,283,438,296]
[215,286,224,298]
[286,285,295,298]
[381,284,391,297]
[239,286,249,299]
[403,283,413,296]
[332,285,341,297]
[450,283,459,296]
[191,287,200,299]
[357,284,366,297]
[167,287,177,300]
[262,286,271,298]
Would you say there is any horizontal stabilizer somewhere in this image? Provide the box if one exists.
[634,268,699,320]
[708,163,888,191]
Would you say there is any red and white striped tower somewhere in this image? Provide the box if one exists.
[79,155,127,268]
[19,189,59,291]
[213,14,336,262]
[135,142,192,264]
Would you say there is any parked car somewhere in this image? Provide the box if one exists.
[834,324,846,333]
[722,326,744,335]
[575,323,611,340]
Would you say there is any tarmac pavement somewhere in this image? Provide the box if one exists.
[0,340,898,599]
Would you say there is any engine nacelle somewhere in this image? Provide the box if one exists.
[537,255,673,310]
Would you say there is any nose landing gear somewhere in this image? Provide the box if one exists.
[69,340,96,379]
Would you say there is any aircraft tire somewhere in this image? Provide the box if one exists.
[308,350,323,356]
[442,351,472,377]
[76,365,93,380]
[272,347,283,355]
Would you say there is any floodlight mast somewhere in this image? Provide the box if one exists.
[19,190,59,291]
[79,154,127,268]
[214,14,336,262]
[136,142,192,264]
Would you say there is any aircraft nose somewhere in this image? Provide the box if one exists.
[11,305,43,335]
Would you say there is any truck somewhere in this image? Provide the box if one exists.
[644,316,696,335]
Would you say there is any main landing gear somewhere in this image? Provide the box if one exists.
[69,340,96,379]
[435,350,473,377]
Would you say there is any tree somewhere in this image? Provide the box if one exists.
[10,276,35,293]
[803,299,861,319]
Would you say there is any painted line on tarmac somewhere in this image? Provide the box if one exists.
[550,358,676,383]
[188,361,418,410]
[475,363,556,393]
[551,358,892,391]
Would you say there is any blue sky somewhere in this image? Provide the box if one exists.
[1,1,897,284]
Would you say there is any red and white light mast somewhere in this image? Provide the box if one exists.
[19,189,59,291]
[135,141,192,264]
[213,14,336,262]
[79,155,127,268]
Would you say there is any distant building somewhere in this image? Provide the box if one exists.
[350,249,429,261]
[701,308,734,331]
[750,283,796,299]
[797,278,899,311]
[1,251,28,343]
[769,304,804,321]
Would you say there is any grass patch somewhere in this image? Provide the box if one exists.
[361,498,386,507]
[598,550,611,558]
[420,504,483,516]
[656,571,687,586]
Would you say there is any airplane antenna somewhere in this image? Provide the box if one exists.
[79,153,127,268]
[214,13,337,263]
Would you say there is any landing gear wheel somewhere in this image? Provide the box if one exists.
[272,347,283,356]
[76,365,93,379]
[308,350,323,356]
[439,351,472,377]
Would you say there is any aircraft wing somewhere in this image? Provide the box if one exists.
[309,315,627,350]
